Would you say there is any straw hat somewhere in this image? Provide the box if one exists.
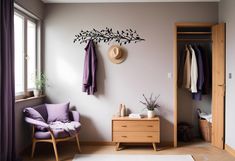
[108,45,126,64]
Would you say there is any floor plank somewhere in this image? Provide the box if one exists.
[21,141,235,161]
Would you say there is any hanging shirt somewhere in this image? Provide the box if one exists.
[199,45,212,94]
[192,45,204,100]
[183,45,191,90]
[177,46,187,88]
[189,45,198,93]
[82,39,97,95]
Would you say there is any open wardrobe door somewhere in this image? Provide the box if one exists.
[212,23,226,149]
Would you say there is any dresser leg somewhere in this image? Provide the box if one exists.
[152,143,157,151]
[116,142,120,151]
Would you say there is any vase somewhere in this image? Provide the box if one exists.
[147,110,155,118]
[33,89,42,97]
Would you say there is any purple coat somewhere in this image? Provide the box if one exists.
[82,40,97,95]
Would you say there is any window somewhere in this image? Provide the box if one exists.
[14,10,38,98]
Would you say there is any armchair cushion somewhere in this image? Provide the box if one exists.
[23,107,47,130]
[34,122,81,139]
[33,104,48,121]
[46,102,70,123]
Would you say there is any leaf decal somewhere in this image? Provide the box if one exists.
[73,27,145,45]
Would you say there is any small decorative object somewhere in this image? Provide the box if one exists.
[108,45,126,64]
[73,27,145,46]
[129,113,143,119]
[115,104,128,117]
[120,104,126,117]
[140,94,160,118]
[116,104,122,117]
[33,73,47,97]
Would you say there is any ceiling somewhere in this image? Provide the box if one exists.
[42,0,220,3]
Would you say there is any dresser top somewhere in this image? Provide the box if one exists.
[112,116,160,121]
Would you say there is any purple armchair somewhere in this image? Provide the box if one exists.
[23,104,81,161]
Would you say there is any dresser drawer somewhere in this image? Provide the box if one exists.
[113,132,160,143]
[113,120,159,132]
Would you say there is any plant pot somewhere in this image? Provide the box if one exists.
[33,89,42,97]
[147,110,155,118]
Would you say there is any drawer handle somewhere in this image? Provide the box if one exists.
[147,125,153,127]
[121,125,127,127]
[147,136,153,138]
[121,136,127,138]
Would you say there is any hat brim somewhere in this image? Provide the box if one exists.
[108,55,126,64]
[108,45,126,64]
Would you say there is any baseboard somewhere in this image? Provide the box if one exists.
[80,141,174,147]
[225,144,235,157]
[80,141,115,146]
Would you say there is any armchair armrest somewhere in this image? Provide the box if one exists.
[69,111,80,122]
[25,117,49,128]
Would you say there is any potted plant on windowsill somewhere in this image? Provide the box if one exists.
[33,73,47,97]
[140,94,160,118]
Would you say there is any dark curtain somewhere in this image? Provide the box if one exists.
[0,0,16,160]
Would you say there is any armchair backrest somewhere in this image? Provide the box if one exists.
[33,104,48,122]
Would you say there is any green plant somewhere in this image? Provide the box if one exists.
[35,73,47,90]
[140,94,160,111]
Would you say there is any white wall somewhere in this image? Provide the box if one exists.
[44,2,218,143]
[15,0,45,19]
[219,0,235,149]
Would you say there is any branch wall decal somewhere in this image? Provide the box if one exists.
[73,27,145,46]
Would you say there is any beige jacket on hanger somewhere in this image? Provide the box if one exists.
[183,46,191,90]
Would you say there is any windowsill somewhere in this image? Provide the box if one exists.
[15,95,46,103]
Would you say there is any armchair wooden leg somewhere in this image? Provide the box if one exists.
[31,139,36,158]
[52,140,59,161]
[75,134,81,153]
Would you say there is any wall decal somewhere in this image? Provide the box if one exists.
[73,27,145,46]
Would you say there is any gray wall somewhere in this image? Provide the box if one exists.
[14,0,45,155]
[44,2,218,143]
[219,0,235,149]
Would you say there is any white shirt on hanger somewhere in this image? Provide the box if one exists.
[189,45,198,93]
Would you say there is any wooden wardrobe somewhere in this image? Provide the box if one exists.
[173,22,226,149]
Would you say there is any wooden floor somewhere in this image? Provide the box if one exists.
[22,141,235,161]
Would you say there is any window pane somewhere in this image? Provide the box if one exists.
[14,13,24,94]
[27,20,36,90]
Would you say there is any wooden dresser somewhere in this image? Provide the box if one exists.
[112,116,160,151]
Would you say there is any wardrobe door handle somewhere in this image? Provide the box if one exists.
[147,136,153,138]
[121,136,127,138]
[147,125,153,127]
[121,125,127,127]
